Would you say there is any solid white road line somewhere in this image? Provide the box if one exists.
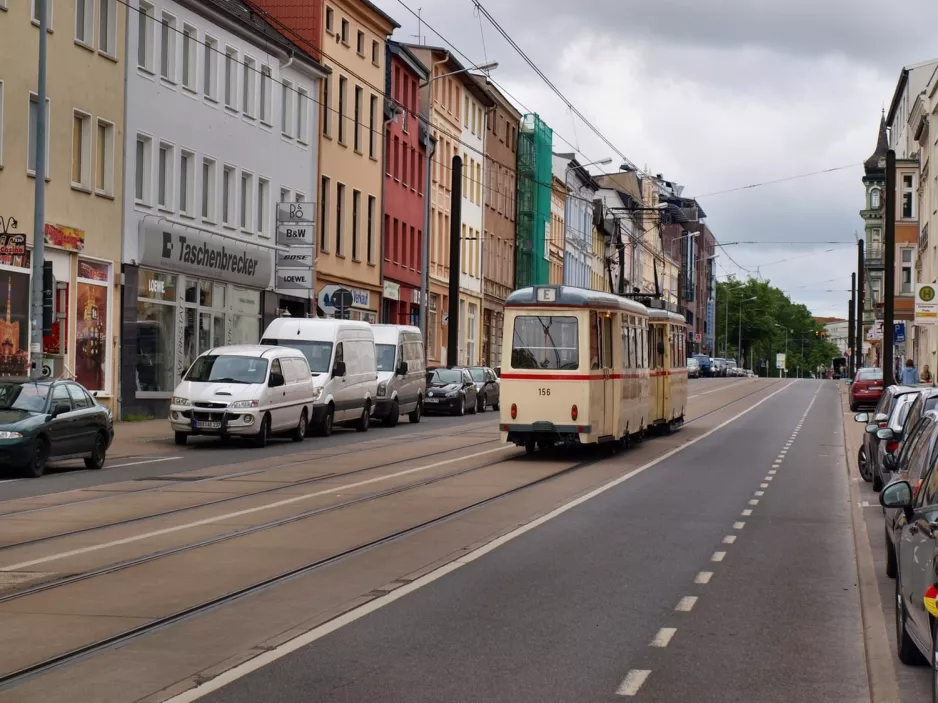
[616,670,652,696]
[161,381,798,703]
[675,596,697,612]
[711,551,726,562]
[733,521,745,529]
[723,535,736,544]
[106,457,184,469]
[650,627,677,647]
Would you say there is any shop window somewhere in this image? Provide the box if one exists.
[76,259,109,392]
[136,270,177,393]
[231,287,261,344]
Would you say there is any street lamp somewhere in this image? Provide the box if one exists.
[417,58,498,354]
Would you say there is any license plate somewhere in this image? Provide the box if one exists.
[195,420,221,429]
[869,386,882,392]
[425,398,439,403]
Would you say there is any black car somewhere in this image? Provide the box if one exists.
[467,366,500,412]
[855,385,915,491]
[424,367,478,416]
[0,378,114,478]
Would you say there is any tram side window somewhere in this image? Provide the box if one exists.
[622,321,631,368]
[590,312,599,369]
[511,315,579,370]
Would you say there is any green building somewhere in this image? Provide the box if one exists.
[516,114,553,287]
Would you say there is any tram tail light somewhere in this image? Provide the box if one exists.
[571,404,578,421]
[510,403,517,420]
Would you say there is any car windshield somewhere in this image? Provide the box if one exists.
[261,339,333,374]
[0,382,49,412]
[469,368,486,382]
[511,316,578,370]
[857,369,883,380]
[430,369,463,384]
[184,355,269,384]
[376,344,396,372]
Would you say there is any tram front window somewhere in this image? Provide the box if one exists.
[511,316,579,370]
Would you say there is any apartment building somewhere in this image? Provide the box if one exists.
[549,175,565,284]
[553,153,599,290]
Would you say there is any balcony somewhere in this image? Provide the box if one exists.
[865,243,884,269]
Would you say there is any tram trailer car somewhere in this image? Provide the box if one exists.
[646,308,688,432]
[499,286,652,452]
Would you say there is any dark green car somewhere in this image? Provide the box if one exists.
[0,379,114,478]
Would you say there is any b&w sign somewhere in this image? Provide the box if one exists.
[276,224,315,247]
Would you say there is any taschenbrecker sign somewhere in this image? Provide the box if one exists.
[138,220,273,289]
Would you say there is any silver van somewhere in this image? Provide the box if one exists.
[372,325,426,426]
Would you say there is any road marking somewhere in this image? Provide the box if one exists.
[733,521,745,529]
[769,469,777,475]
[161,381,798,703]
[742,509,753,516]
[650,627,677,647]
[0,479,21,484]
[712,551,726,562]
[105,456,184,469]
[0,445,515,572]
[779,450,787,455]
[675,596,697,611]
[755,490,765,496]
[764,476,773,481]
[860,500,871,508]
[723,535,736,544]
[616,670,651,696]
[760,482,769,488]
[749,499,759,506]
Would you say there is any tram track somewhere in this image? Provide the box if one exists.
[684,379,786,426]
[0,450,601,690]
[0,437,503,553]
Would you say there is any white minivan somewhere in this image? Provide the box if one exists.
[169,345,315,447]
[372,325,426,427]
[261,318,378,437]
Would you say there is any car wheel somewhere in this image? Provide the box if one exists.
[174,432,188,446]
[253,414,271,448]
[478,394,486,413]
[24,437,49,478]
[457,396,466,417]
[885,526,897,579]
[469,394,478,415]
[858,448,871,482]
[83,432,107,470]
[873,469,884,492]
[408,399,422,424]
[355,403,371,432]
[291,409,308,442]
[897,577,926,665]
[493,401,500,411]
[383,400,400,427]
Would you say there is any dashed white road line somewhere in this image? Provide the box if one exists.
[711,551,726,562]
[742,509,753,516]
[650,627,677,647]
[755,490,765,496]
[695,571,713,584]
[768,469,777,475]
[723,535,736,544]
[764,476,773,482]
[675,596,697,612]
[748,499,759,506]
[733,521,745,529]
[616,670,651,696]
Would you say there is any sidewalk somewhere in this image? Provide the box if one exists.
[109,418,176,459]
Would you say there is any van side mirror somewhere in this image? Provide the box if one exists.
[397,361,408,376]
[52,403,70,418]
[333,360,346,378]
[269,373,285,388]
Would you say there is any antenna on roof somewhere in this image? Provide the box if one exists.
[410,7,423,45]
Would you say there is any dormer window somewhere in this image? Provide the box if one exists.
[870,188,881,209]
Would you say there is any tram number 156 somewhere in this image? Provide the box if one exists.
[538,388,551,396]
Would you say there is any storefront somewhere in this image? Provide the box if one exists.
[316,281,379,322]
[120,220,273,417]
[381,280,420,327]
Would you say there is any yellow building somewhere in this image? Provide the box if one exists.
[0,0,126,406]
[316,0,398,323]
[549,176,566,285]
[590,226,608,291]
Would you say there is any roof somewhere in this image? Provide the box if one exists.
[206,345,284,356]
[482,79,522,122]
[553,153,600,191]
[355,0,401,31]
[886,59,938,127]
[864,115,889,173]
[398,44,495,107]
[387,40,429,80]
[505,285,649,315]
[647,308,687,325]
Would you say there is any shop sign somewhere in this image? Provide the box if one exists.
[276,248,314,268]
[45,223,85,252]
[319,284,371,314]
[276,202,316,224]
[138,220,272,289]
[915,283,938,326]
[276,269,314,290]
[276,224,315,247]
[383,280,400,301]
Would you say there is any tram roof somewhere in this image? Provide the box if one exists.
[505,286,649,314]
[647,307,687,325]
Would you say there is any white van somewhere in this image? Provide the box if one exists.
[169,345,314,448]
[261,318,378,437]
[372,324,426,427]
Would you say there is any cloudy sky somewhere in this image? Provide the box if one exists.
[372,0,938,318]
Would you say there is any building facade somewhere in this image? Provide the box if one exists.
[481,79,519,368]
[553,154,598,290]
[382,41,427,327]
[516,113,552,288]
[119,0,326,417]
[549,176,565,284]
[0,0,127,408]
[911,69,938,368]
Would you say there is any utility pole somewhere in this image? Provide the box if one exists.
[446,155,462,368]
[849,273,856,378]
[418,129,434,355]
[30,0,49,380]
[857,239,865,368]
[883,149,896,385]
[847,297,855,377]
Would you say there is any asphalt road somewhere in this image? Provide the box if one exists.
[184,380,870,703]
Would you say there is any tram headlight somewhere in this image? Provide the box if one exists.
[571,404,578,421]
[510,403,517,420]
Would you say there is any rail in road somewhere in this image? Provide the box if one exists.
[0,377,779,703]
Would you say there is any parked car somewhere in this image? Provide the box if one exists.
[261,318,377,437]
[686,357,700,379]
[425,367,478,416]
[725,360,740,376]
[0,378,113,478]
[170,345,314,447]
[468,366,500,412]
[371,324,426,427]
[692,354,712,377]
[879,430,938,675]
[848,367,884,411]
[711,358,726,377]
[854,385,914,490]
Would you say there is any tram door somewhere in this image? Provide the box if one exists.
[652,323,668,421]
[590,312,616,437]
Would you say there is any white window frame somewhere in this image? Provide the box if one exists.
[256,177,270,237]
[259,65,272,125]
[27,92,51,179]
[71,109,92,190]
[157,141,174,211]
[98,0,117,58]
[179,148,195,217]
[75,0,93,48]
[201,156,217,222]
[31,0,53,29]
[137,1,155,73]
[94,117,115,196]
[222,165,236,227]
[281,78,295,138]
[181,23,197,92]
[134,133,153,205]
[160,12,177,83]
[224,46,238,111]
[240,170,254,233]
[242,55,257,118]
[297,86,309,144]
[204,35,219,102]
